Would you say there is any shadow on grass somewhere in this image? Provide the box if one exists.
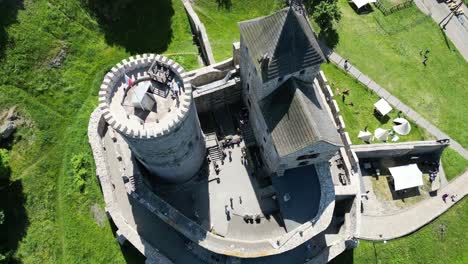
[0,176,28,263]
[319,28,339,49]
[0,0,25,58]
[216,0,232,10]
[373,110,391,124]
[86,0,174,54]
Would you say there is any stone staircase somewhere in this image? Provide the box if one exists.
[205,133,223,162]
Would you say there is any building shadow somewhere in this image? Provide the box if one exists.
[329,247,354,263]
[0,176,28,263]
[0,0,25,57]
[85,0,174,54]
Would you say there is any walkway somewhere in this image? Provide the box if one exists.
[414,0,468,61]
[359,171,467,240]
[323,48,468,160]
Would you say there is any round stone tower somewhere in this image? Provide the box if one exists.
[98,54,206,183]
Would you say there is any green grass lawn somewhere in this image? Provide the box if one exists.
[321,63,432,144]
[317,1,468,148]
[441,148,468,181]
[332,198,468,264]
[0,0,198,262]
[193,0,284,62]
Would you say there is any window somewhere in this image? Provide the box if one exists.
[297,154,319,161]
[248,99,251,107]
[298,161,309,166]
[263,137,266,143]
[247,83,250,92]
[300,70,305,75]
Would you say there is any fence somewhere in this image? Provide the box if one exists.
[375,0,414,15]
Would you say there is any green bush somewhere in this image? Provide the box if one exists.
[0,149,10,180]
[70,153,91,192]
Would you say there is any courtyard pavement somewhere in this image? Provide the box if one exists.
[414,0,468,61]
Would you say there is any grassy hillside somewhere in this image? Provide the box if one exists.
[0,0,198,262]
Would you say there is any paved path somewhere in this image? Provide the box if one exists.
[414,0,468,61]
[359,171,467,240]
[323,48,468,160]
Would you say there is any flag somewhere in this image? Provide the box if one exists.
[124,73,134,87]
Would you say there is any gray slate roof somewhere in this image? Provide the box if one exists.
[260,78,342,157]
[239,7,325,82]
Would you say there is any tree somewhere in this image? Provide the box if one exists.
[311,0,342,31]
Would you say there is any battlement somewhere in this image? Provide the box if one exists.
[98,54,193,140]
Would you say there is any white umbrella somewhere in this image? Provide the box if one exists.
[358,131,373,142]
[374,128,390,141]
[393,118,411,135]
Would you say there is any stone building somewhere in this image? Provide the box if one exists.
[239,8,343,175]
[98,55,206,183]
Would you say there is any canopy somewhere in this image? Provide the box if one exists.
[374,128,390,141]
[132,81,154,111]
[352,0,377,9]
[358,130,373,142]
[393,118,411,135]
[389,164,423,191]
[374,98,392,116]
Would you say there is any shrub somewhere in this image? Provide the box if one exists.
[70,153,91,192]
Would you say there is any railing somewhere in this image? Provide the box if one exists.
[375,0,414,16]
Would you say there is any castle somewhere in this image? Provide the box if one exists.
[88,6,448,264]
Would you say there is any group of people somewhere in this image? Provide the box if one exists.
[441,193,458,203]
[169,79,181,99]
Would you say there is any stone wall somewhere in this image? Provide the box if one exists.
[316,71,359,179]
[351,141,449,159]
[88,109,173,264]
[182,0,216,65]
[99,54,206,183]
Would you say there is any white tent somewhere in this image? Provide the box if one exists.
[389,164,424,191]
[393,117,411,135]
[374,98,392,116]
[358,131,373,142]
[374,128,390,141]
[352,0,377,9]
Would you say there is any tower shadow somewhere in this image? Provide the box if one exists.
[85,0,174,54]
[0,0,25,57]
[0,177,28,263]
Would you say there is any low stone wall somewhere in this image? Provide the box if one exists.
[316,71,359,177]
[182,0,216,65]
[351,140,449,159]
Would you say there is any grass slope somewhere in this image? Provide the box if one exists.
[0,0,198,262]
[323,1,468,147]
[332,198,468,264]
[193,0,284,61]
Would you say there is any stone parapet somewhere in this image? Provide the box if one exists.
[98,54,192,140]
